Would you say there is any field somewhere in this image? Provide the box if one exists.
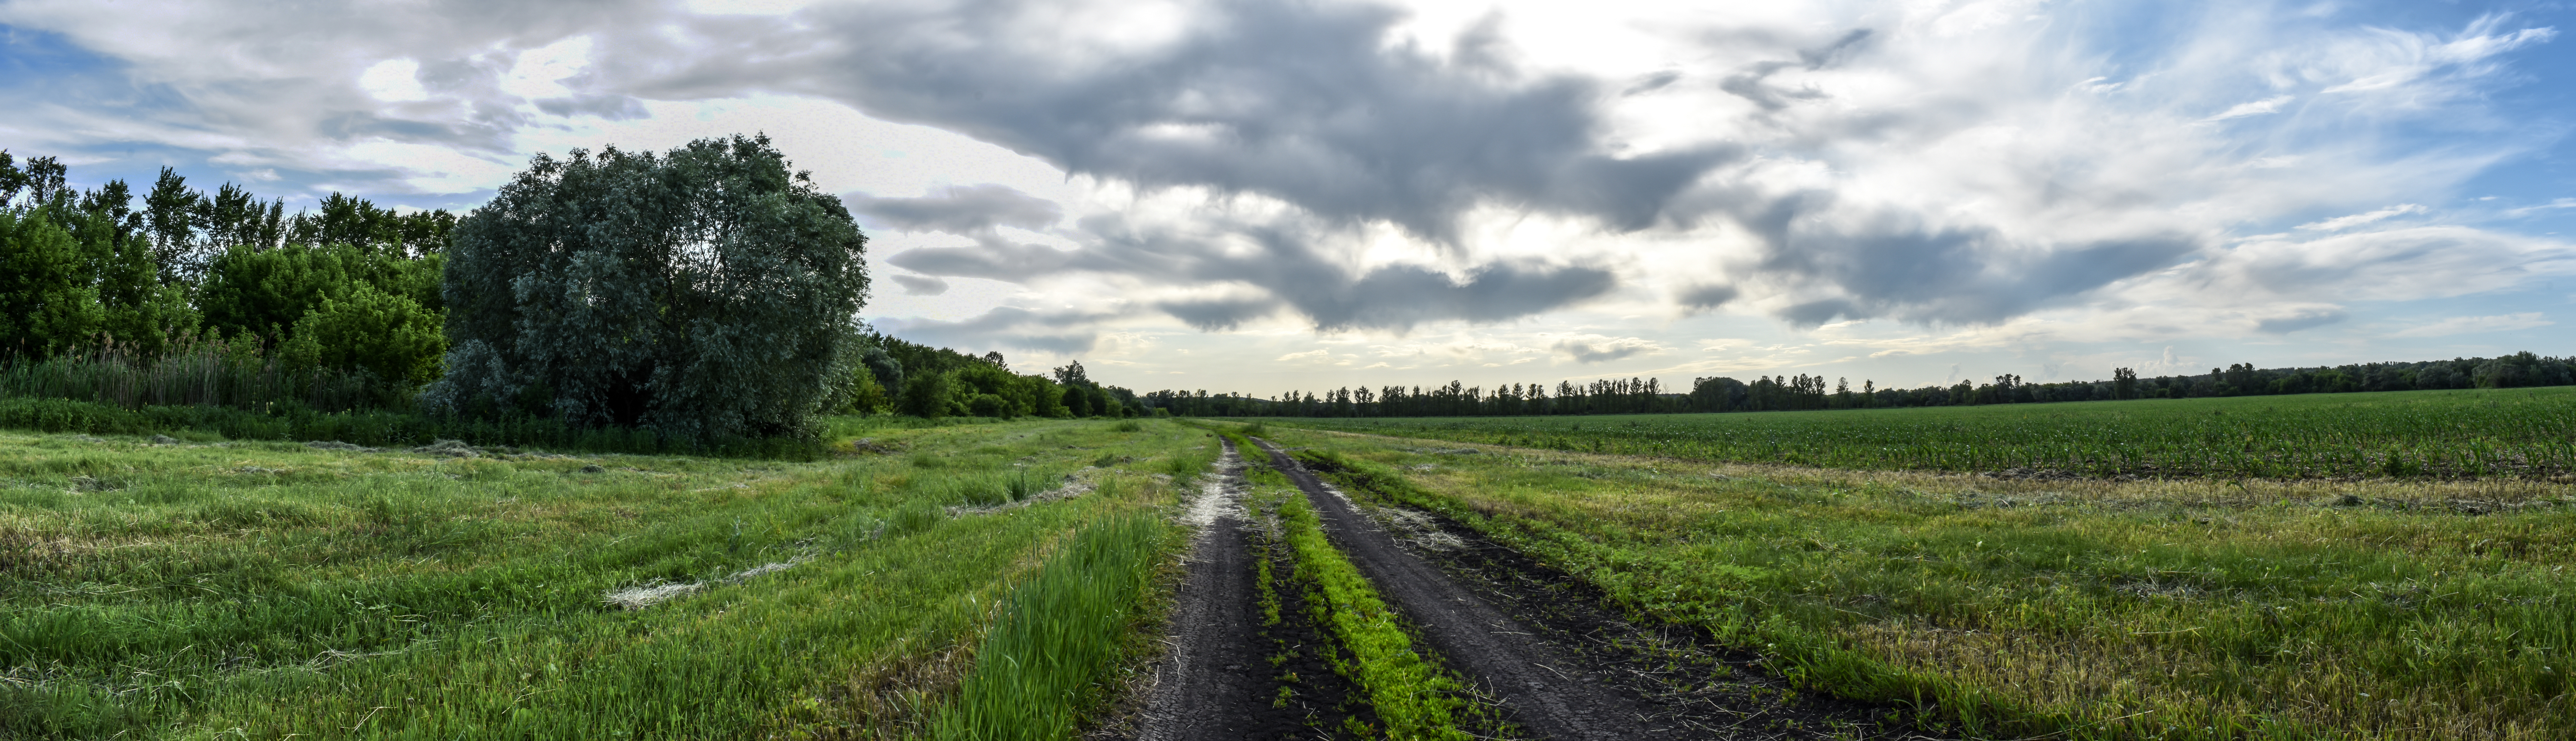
[0,418,1214,740]
[1259,423,2576,739]
[10,386,2574,741]
[1264,387,2576,479]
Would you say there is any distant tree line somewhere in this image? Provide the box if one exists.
[1149,353,2576,418]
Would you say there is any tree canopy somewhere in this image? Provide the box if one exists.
[421,134,872,443]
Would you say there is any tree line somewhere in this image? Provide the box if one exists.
[1139,353,2576,418]
[0,139,1139,451]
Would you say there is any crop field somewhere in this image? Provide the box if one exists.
[1264,387,2576,479]
[0,418,1214,741]
[1265,424,2576,740]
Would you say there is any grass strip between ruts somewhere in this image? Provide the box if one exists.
[1247,457,1474,741]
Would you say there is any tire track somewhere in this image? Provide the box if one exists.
[1249,437,1674,741]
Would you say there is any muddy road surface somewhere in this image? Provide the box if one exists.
[1125,434,1935,741]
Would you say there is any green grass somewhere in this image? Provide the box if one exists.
[1275,429,2576,740]
[934,512,1172,741]
[1265,387,2576,479]
[0,418,1211,740]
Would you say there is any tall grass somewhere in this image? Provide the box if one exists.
[0,339,404,413]
[934,512,1170,740]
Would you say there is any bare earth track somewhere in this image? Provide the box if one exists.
[1131,435,1939,740]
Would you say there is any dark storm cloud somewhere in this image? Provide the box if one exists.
[845,183,1063,235]
[875,306,1117,354]
[1676,283,1739,309]
[885,212,1618,332]
[1704,192,2200,325]
[888,273,950,296]
[592,0,1738,242]
[1552,337,1656,363]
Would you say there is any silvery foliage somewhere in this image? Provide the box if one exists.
[421,135,870,442]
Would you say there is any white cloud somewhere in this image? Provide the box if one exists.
[2203,95,2293,121]
[358,59,428,101]
[2297,204,2426,231]
[2389,312,2553,338]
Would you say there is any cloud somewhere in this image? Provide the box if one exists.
[599,0,1741,243]
[846,183,1063,234]
[888,273,950,296]
[1676,284,1738,310]
[2202,95,2292,122]
[2254,307,2349,334]
[1275,349,1332,362]
[2389,312,2552,338]
[2183,226,2576,304]
[2297,204,2425,232]
[892,211,1618,332]
[875,305,1117,354]
[1552,335,1664,363]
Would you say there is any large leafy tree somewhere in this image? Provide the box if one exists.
[422,134,872,443]
[0,210,104,356]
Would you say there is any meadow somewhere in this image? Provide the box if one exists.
[1266,425,2576,740]
[0,418,1214,740]
[1265,387,2576,479]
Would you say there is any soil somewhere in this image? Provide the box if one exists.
[1256,437,1950,741]
[1130,436,1948,741]
[1129,438,1375,741]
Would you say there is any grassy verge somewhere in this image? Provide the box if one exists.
[0,418,1207,740]
[1262,387,2576,479]
[0,396,826,457]
[934,512,1173,740]
[1273,427,2576,741]
[1222,428,1477,741]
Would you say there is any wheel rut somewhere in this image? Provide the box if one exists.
[1132,437,1374,741]
[1249,437,1669,741]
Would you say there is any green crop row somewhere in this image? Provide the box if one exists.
[1269,387,2576,479]
[1240,455,1475,741]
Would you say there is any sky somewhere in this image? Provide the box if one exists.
[4,0,2573,396]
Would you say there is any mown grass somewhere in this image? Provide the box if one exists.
[1265,387,2576,479]
[0,418,1215,740]
[1221,428,1479,741]
[1273,427,2576,741]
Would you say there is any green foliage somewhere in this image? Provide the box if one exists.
[423,135,872,444]
[935,513,1170,740]
[281,282,447,384]
[0,211,104,356]
[902,371,956,419]
[1277,387,2576,479]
